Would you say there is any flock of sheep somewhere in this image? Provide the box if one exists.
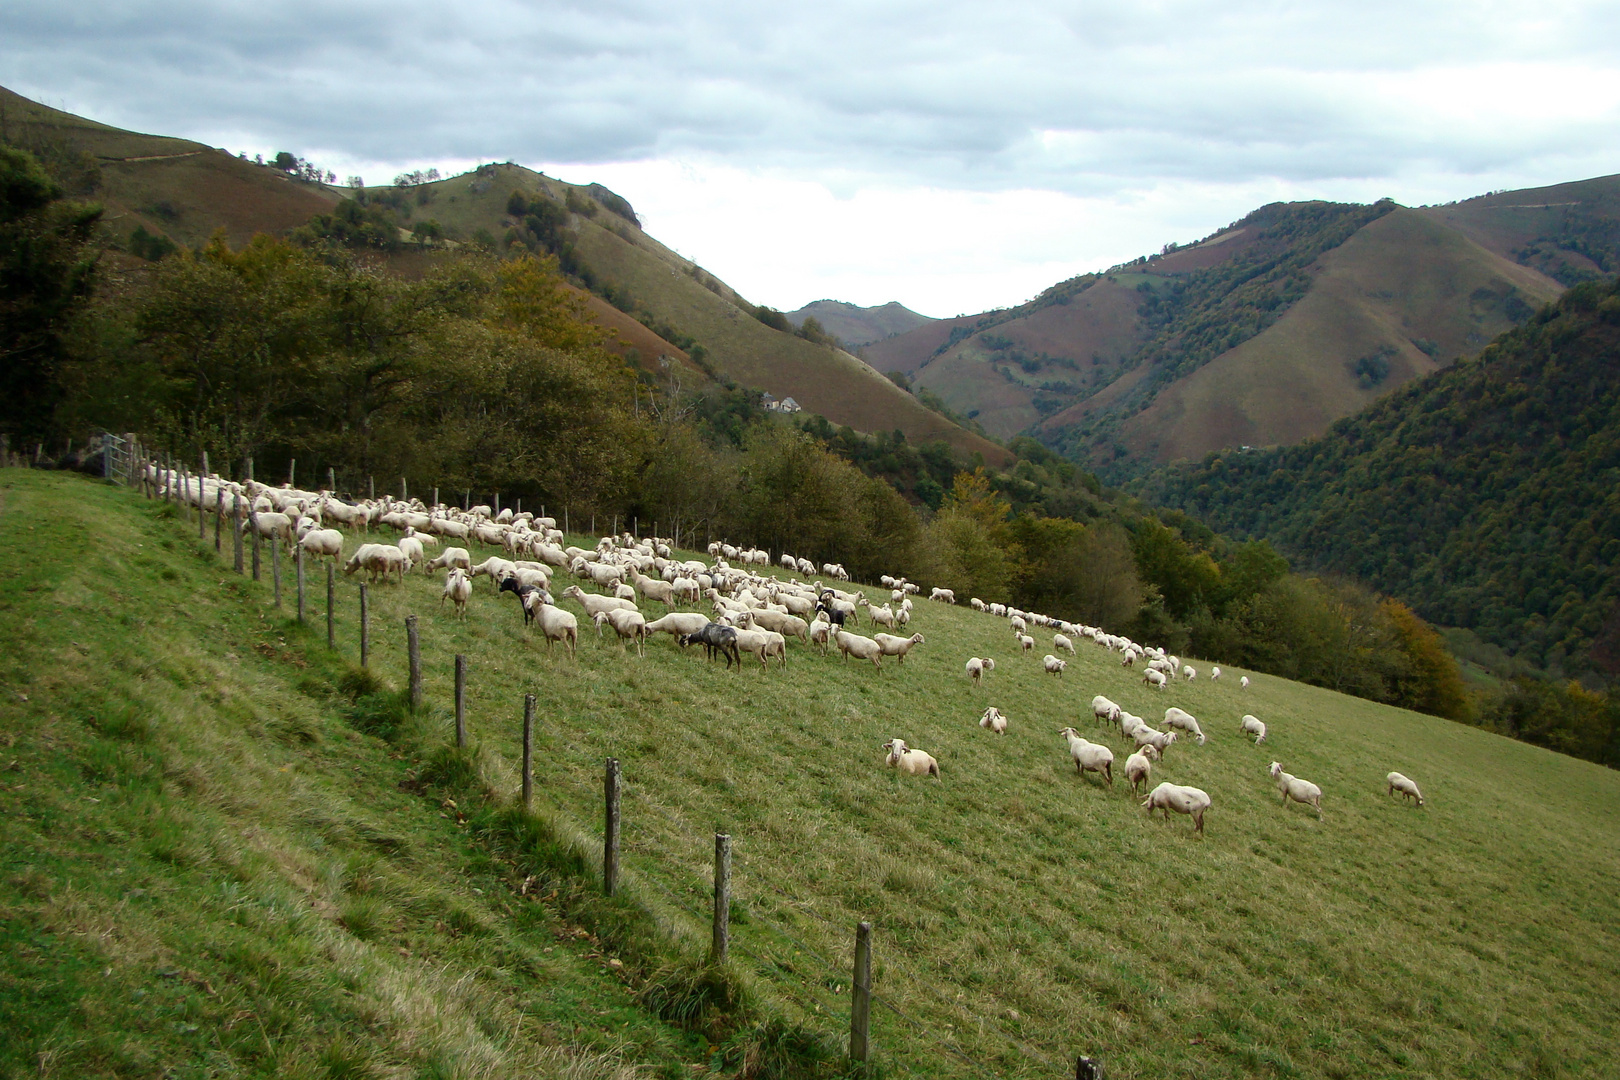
[150,465,1428,834]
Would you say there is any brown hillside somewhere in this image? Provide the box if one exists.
[1102,208,1562,464]
[862,314,979,375]
[0,86,342,248]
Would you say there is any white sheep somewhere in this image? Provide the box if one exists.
[1143,668,1167,689]
[426,546,473,573]
[883,738,940,778]
[979,706,1007,735]
[1131,725,1177,756]
[1018,634,1035,652]
[1118,711,1147,739]
[397,533,426,573]
[1269,762,1323,817]
[1091,695,1121,725]
[835,629,885,668]
[531,602,579,659]
[1123,749,1153,794]
[1387,772,1424,807]
[873,632,926,664]
[1240,676,1250,689]
[734,627,788,669]
[440,567,472,620]
[1053,634,1075,654]
[298,527,344,563]
[1163,707,1206,744]
[1058,728,1113,785]
[928,587,956,604]
[965,656,995,684]
[1210,666,1222,680]
[644,612,711,641]
[1042,654,1066,676]
[1142,782,1211,833]
[1240,715,1267,743]
[562,584,638,619]
[1182,664,1197,680]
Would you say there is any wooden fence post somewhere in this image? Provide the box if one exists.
[326,563,335,649]
[271,535,282,607]
[406,615,422,710]
[214,484,224,552]
[368,475,375,500]
[296,545,307,623]
[712,833,731,963]
[400,477,407,503]
[250,506,261,580]
[850,921,873,1062]
[494,492,500,516]
[455,655,467,748]
[432,486,439,510]
[232,493,244,574]
[246,454,254,483]
[522,694,535,808]
[198,453,207,540]
[603,758,620,896]
[328,466,335,493]
[359,584,370,667]
[288,458,296,487]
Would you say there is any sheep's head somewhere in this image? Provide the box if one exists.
[1058,727,1077,739]
[1268,761,1283,778]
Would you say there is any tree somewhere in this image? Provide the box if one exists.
[272,151,298,173]
[0,146,101,443]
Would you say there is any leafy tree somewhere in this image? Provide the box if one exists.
[0,145,101,443]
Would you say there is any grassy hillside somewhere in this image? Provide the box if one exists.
[783,302,935,349]
[9,469,1619,1078]
[0,86,343,250]
[1135,275,1620,683]
[1104,209,1560,464]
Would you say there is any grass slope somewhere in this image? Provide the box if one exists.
[1110,209,1561,464]
[0,86,343,250]
[13,471,1618,1078]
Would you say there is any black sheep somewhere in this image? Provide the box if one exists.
[498,575,548,626]
[680,622,742,669]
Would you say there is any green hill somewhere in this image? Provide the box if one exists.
[0,86,1003,465]
[1135,275,1620,682]
[7,467,1620,1078]
[783,301,936,348]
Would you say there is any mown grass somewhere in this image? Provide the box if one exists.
[7,470,1620,1079]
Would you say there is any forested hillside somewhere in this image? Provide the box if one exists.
[1138,277,1620,732]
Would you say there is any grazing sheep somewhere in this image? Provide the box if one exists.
[1240,715,1267,743]
[1240,676,1250,689]
[834,629,885,669]
[1131,725,1177,757]
[1142,782,1211,833]
[531,603,579,659]
[600,607,649,656]
[873,632,926,664]
[298,527,344,564]
[1387,772,1424,807]
[1118,711,1148,739]
[867,603,898,630]
[965,657,996,684]
[1018,634,1035,652]
[883,738,941,778]
[1163,707,1206,744]
[1210,666,1222,680]
[1123,749,1153,793]
[1058,728,1113,785]
[1269,762,1323,817]
[426,546,473,573]
[441,567,472,620]
[1042,654,1067,676]
[680,622,743,668]
[561,584,638,619]
[1143,668,1167,690]
[979,707,1007,734]
[1009,615,1027,635]
[644,611,711,641]
[928,587,956,604]
[1091,696,1122,725]
[733,627,788,670]
[1053,634,1075,654]
[1182,664,1197,680]
[397,533,426,573]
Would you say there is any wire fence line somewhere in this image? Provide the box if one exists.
[121,446,1072,1079]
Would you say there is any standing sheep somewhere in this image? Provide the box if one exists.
[1387,772,1424,807]
[1123,749,1153,793]
[1269,762,1323,818]
[1091,696,1121,726]
[1053,634,1075,654]
[965,657,996,684]
[440,567,472,620]
[1058,728,1114,785]
[1240,676,1250,689]
[1163,707,1206,744]
[1042,654,1067,676]
[1142,783,1211,833]
[1240,715,1267,743]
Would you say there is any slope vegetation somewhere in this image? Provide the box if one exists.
[783,300,935,348]
[10,469,1619,1079]
[1136,276,1620,679]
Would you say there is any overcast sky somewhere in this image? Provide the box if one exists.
[6,0,1620,315]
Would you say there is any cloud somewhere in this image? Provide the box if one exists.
[4,0,1619,310]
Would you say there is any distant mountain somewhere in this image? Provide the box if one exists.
[868,178,1620,477]
[783,299,935,348]
[0,86,1006,465]
[1136,276,1620,678]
